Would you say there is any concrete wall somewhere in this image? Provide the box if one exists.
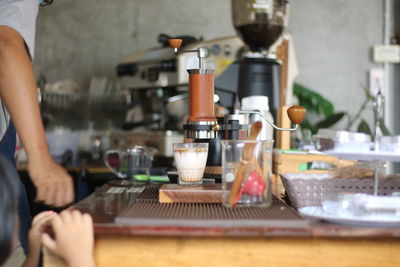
[34,0,385,129]
[34,0,235,88]
[289,0,383,129]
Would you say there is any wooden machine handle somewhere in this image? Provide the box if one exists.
[287,105,306,125]
[168,39,183,49]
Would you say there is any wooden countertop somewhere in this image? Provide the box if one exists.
[71,182,400,238]
[17,164,111,173]
[45,182,400,267]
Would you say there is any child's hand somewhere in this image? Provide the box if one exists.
[23,211,56,267]
[41,210,95,267]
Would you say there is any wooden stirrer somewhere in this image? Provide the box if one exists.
[228,121,263,206]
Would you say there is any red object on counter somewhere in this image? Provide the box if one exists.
[233,170,266,206]
[243,171,266,196]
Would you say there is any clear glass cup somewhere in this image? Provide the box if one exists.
[221,140,273,207]
[103,146,157,179]
[173,143,209,186]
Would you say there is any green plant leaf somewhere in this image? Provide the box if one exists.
[293,83,334,116]
[357,120,372,135]
[378,118,391,135]
[361,84,375,101]
[315,112,346,129]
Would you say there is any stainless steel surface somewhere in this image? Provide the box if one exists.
[184,121,219,139]
[186,130,217,139]
[119,36,243,89]
[237,110,299,131]
[165,93,188,125]
[109,130,183,157]
[186,121,217,126]
[187,69,215,75]
[224,113,248,125]
[117,37,243,132]
[130,88,169,130]
[175,47,209,69]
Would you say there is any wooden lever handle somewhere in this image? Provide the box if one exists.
[168,39,183,49]
[287,105,306,124]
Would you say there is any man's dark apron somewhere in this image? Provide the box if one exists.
[0,121,31,254]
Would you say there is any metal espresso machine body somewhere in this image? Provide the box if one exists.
[114,36,244,159]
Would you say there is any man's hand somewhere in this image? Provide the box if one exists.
[28,156,74,207]
[42,210,95,267]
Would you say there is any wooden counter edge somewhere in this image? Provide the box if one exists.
[44,236,400,267]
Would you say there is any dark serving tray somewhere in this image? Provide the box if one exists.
[115,185,308,228]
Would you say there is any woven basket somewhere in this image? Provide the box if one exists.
[280,173,400,209]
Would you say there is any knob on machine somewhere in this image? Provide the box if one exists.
[287,105,306,125]
[168,38,183,51]
[237,105,306,132]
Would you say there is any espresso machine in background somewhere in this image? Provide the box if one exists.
[113,0,294,163]
[113,35,244,158]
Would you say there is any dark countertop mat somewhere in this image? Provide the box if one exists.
[115,186,308,228]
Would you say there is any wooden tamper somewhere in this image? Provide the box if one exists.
[287,105,306,125]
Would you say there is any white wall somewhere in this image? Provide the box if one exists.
[288,0,383,129]
[34,0,235,88]
[34,0,385,129]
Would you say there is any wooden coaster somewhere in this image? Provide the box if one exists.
[159,184,223,203]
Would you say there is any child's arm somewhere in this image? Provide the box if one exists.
[22,211,56,267]
[41,210,95,267]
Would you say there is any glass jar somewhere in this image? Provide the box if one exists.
[221,140,273,207]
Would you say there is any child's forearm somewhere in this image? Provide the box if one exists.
[67,258,96,267]
[21,253,40,267]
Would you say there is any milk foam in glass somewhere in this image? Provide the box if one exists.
[173,143,209,185]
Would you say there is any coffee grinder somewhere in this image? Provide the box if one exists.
[232,0,288,117]
[168,39,244,177]
[168,39,305,179]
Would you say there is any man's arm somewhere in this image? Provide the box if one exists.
[0,25,74,207]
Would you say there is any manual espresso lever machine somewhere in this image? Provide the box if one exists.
[168,39,306,177]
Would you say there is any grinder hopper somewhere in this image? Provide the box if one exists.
[232,0,288,53]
